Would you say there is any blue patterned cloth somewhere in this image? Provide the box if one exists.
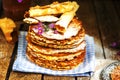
[12,31,95,76]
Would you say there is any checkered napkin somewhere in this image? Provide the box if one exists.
[12,31,95,76]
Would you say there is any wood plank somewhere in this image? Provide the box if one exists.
[44,75,75,80]
[0,30,14,80]
[112,0,120,19]
[9,72,42,80]
[94,0,120,60]
[77,77,90,80]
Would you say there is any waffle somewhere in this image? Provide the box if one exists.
[24,1,86,70]
[26,49,86,70]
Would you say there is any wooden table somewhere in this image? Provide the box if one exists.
[0,0,120,80]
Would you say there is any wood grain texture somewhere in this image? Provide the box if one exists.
[94,0,120,60]
[0,30,14,80]
[44,75,75,80]
[9,72,42,80]
[77,77,90,80]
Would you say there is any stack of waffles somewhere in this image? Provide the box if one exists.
[24,1,86,70]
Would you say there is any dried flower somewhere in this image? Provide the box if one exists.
[54,30,58,34]
[32,22,44,35]
[110,41,120,49]
[32,22,58,35]
[37,22,44,35]
[48,23,55,29]
[38,27,44,35]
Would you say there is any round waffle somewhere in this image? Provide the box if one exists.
[26,49,86,70]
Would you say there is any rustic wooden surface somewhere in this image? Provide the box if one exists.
[0,0,120,80]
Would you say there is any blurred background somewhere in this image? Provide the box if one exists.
[0,0,2,16]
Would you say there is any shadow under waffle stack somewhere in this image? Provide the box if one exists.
[26,18,86,70]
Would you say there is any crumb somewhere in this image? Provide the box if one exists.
[110,65,120,80]
[0,17,16,42]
